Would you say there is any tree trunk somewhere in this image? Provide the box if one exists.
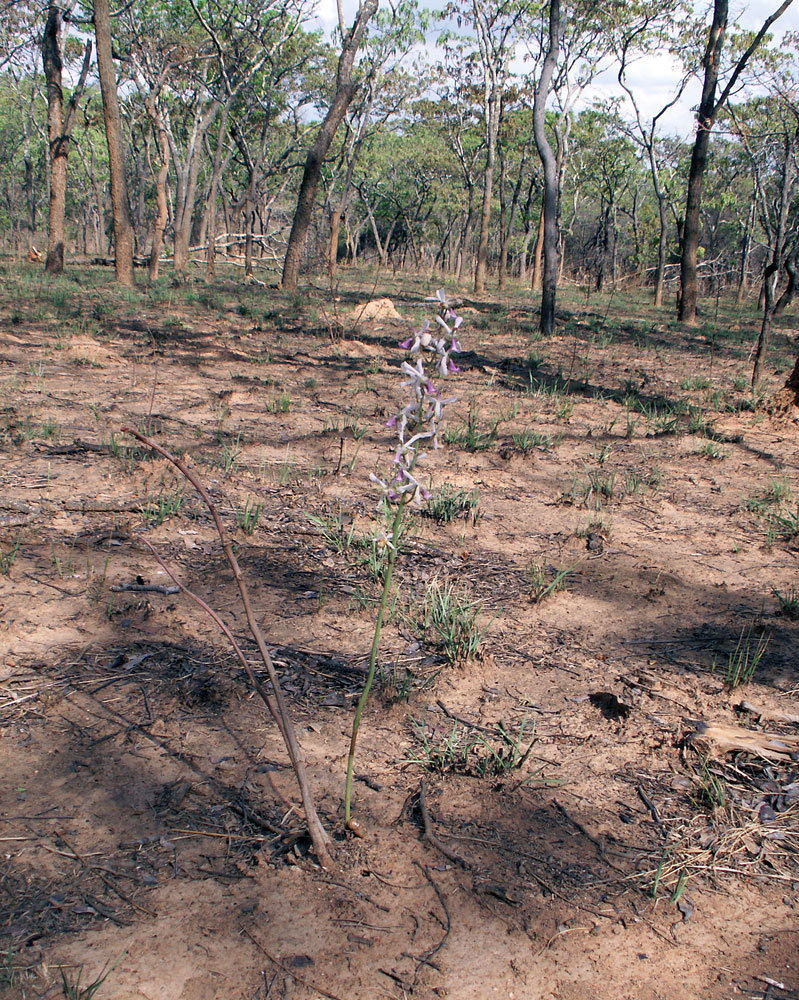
[328,207,342,275]
[530,200,545,291]
[205,106,229,282]
[654,194,668,307]
[93,0,134,286]
[773,338,799,409]
[42,6,66,274]
[752,129,797,386]
[680,0,794,322]
[474,150,495,294]
[281,0,378,290]
[455,188,474,282]
[148,112,169,281]
[736,195,756,303]
[678,0,728,322]
[774,257,797,316]
[43,8,91,274]
[533,0,563,337]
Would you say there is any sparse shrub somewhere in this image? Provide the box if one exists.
[236,497,263,534]
[0,536,21,576]
[722,626,769,688]
[527,559,571,603]
[773,584,799,619]
[424,484,479,524]
[407,713,536,778]
[421,578,487,664]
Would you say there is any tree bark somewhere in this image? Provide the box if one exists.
[473,129,496,295]
[779,350,799,407]
[533,0,563,337]
[43,6,91,275]
[678,0,725,324]
[281,0,378,290]
[205,105,230,282]
[752,128,797,386]
[147,104,169,281]
[736,195,755,303]
[42,6,66,274]
[774,256,797,316]
[530,201,545,291]
[679,0,794,322]
[93,0,134,286]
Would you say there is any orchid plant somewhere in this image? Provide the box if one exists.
[344,289,462,832]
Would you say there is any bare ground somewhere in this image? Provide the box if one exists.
[1,262,799,1000]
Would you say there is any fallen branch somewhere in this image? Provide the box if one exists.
[110,582,180,595]
[122,427,333,869]
[689,720,799,763]
[738,700,799,726]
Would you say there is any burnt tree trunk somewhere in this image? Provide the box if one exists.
[679,0,727,323]
[93,0,134,286]
[281,0,377,290]
[533,0,563,337]
[680,0,794,322]
[43,7,91,274]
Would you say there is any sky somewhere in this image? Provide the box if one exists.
[314,0,799,138]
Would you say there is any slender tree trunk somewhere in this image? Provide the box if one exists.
[133,142,148,255]
[680,0,794,322]
[530,202,545,291]
[474,94,499,295]
[42,6,66,274]
[752,129,797,386]
[148,112,169,281]
[654,195,668,307]
[245,203,255,277]
[93,0,134,285]
[456,189,474,282]
[497,136,508,291]
[24,155,35,250]
[533,0,563,337]
[43,8,91,274]
[680,0,728,321]
[498,141,527,290]
[173,165,198,276]
[205,106,229,282]
[736,195,755,303]
[281,0,377,290]
[328,207,343,275]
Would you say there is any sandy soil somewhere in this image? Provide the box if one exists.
[1,262,798,1000]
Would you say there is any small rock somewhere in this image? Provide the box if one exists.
[759,803,778,823]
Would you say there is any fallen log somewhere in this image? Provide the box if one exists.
[689,720,799,763]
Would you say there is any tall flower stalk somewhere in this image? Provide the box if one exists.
[344,290,462,832]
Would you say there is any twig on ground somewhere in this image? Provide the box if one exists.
[554,799,605,857]
[240,925,346,1000]
[417,780,464,865]
[435,699,496,734]
[411,863,451,981]
[637,785,663,826]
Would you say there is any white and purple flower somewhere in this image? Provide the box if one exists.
[372,292,462,507]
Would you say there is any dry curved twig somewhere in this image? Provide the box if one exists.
[122,427,334,869]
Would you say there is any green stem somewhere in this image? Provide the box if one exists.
[344,496,407,826]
